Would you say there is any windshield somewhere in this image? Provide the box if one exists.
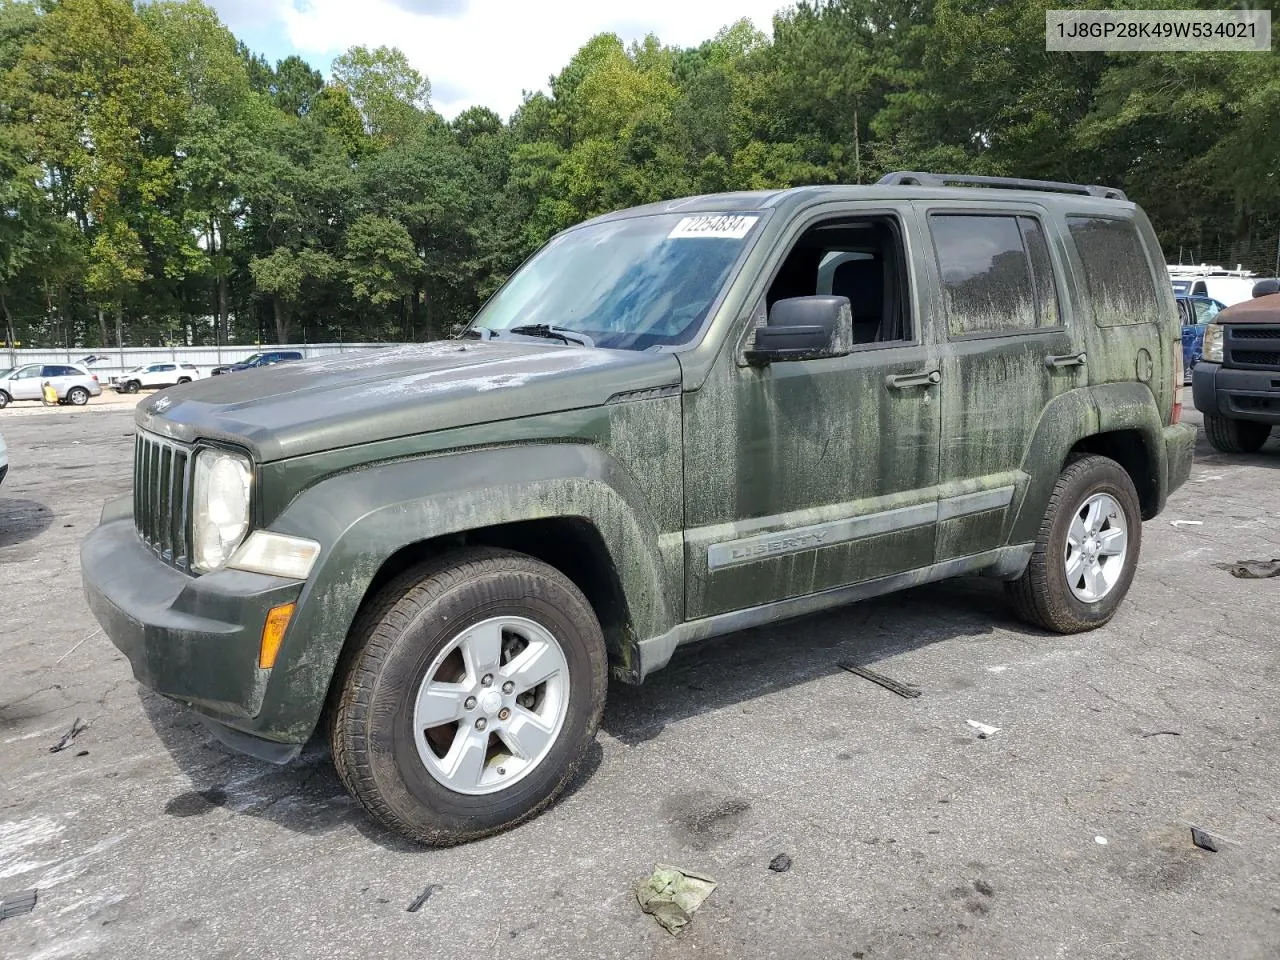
[239,354,264,364]
[469,212,761,350]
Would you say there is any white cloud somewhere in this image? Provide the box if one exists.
[252,0,788,119]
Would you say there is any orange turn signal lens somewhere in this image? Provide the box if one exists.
[259,602,296,669]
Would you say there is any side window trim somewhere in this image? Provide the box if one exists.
[928,210,1066,341]
[734,206,925,365]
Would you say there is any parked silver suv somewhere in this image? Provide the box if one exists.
[0,363,103,408]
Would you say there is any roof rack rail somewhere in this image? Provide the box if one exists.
[877,171,1127,202]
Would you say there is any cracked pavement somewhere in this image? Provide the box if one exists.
[1,407,1278,959]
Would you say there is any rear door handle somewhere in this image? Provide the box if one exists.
[886,370,941,389]
[1045,352,1087,368]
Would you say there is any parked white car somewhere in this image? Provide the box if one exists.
[0,428,7,486]
[113,362,202,393]
[0,363,103,408]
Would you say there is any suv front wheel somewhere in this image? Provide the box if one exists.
[1007,455,1142,634]
[329,548,608,845]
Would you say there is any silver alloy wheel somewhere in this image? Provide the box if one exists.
[68,387,89,405]
[1064,492,1128,603]
[413,615,570,796]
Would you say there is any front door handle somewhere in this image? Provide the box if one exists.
[1045,351,1087,368]
[886,370,941,390]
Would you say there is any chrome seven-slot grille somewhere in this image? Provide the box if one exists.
[133,431,192,571]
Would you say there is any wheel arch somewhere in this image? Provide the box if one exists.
[1010,383,1169,542]
[252,445,680,743]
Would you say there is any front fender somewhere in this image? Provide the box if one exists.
[1009,382,1166,544]
[252,444,678,741]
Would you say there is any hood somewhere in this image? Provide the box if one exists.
[1217,293,1280,325]
[135,341,682,462]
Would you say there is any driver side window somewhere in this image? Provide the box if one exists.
[763,215,914,346]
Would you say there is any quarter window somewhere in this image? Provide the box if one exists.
[930,214,1060,337]
[1066,216,1160,326]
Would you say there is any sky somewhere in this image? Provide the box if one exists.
[208,0,789,120]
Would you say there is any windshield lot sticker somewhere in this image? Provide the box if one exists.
[668,215,759,239]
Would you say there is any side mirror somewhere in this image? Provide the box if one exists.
[1252,279,1279,298]
[745,296,852,366]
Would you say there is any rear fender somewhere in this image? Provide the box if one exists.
[1009,382,1165,543]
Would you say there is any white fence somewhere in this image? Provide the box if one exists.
[3,342,408,383]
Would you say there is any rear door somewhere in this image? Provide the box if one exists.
[922,203,1085,560]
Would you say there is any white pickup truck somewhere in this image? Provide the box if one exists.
[113,363,202,393]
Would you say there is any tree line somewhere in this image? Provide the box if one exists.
[1,0,1277,350]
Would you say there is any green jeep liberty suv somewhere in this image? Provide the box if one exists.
[82,172,1196,844]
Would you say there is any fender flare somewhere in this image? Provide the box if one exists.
[1008,382,1166,544]
[252,443,678,741]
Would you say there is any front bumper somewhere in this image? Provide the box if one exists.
[81,499,306,761]
[1192,363,1280,425]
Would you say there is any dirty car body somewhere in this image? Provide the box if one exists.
[82,174,1196,843]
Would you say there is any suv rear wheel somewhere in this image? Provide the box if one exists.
[1203,414,1270,454]
[329,547,608,845]
[0,390,9,409]
[1007,455,1142,634]
[66,386,90,406]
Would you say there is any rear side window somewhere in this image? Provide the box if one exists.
[930,214,1060,337]
[1066,216,1160,326]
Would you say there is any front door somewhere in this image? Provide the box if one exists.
[922,204,1087,560]
[682,207,944,620]
[9,364,44,400]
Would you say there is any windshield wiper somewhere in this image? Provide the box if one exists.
[507,324,593,347]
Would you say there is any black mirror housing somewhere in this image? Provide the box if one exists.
[1253,278,1280,298]
[745,296,853,365]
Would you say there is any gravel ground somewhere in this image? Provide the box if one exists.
[0,407,1278,960]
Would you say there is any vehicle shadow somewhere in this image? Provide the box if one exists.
[603,576,1028,746]
[136,575,1031,848]
[0,498,55,548]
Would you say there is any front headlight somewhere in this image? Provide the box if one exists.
[1203,323,1224,363]
[192,449,252,572]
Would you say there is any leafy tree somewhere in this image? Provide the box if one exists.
[332,45,431,145]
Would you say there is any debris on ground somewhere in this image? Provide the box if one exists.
[634,865,716,934]
[1190,827,1220,853]
[1169,520,1204,528]
[768,854,792,873]
[49,718,88,753]
[1215,558,1280,579]
[1094,836,1109,845]
[1140,730,1181,739]
[406,884,443,913]
[0,889,37,922]
[966,720,1000,739]
[837,662,921,699]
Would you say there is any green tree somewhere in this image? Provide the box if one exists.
[332,45,432,145]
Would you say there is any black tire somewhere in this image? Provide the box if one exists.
[1007,455,1143,634]
[177,377,191,384]
[1203,414,1270,454]
[124,380,140,394]
[329,547,608,845]
[0,390,10,409]
[66,386,89,406]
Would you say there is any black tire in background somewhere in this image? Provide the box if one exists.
[125,380,140,394]
[1203,414,1271,454]
[0,391,9,408]
[66,387,89,406]
[1007,454,1143,634]
[329,547,608,846]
